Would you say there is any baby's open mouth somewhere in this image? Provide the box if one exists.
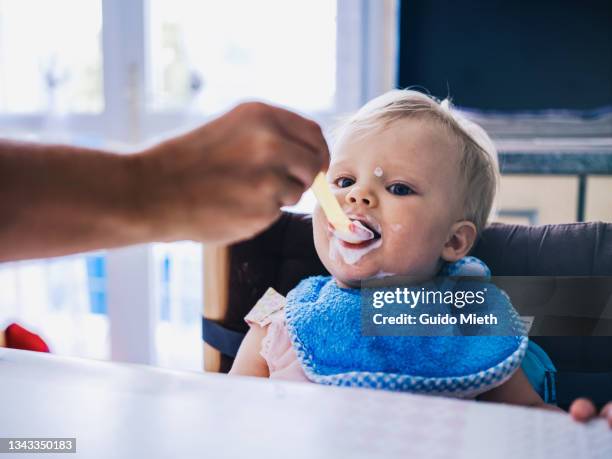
[331,217,382,249]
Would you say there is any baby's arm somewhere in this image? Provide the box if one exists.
[478,368,561,412]
[228,323,270,377]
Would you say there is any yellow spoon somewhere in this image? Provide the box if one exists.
[310,172,374,241]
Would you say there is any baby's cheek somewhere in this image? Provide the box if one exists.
[388,223,405,234]
[381,230,435,276]
[381,237,410,272]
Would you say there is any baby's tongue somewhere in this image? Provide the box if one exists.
[335,220,374,243]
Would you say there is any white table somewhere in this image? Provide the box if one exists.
[0,349,610,459]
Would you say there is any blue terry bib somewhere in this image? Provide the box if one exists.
[285,257,528,397]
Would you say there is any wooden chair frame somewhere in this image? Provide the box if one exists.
[202,245,230,372]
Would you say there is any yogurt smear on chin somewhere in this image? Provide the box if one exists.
[329,235,382,265]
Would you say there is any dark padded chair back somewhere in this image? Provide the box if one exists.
[203,212,612,408]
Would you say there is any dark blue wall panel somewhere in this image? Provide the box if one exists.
[398,0,612,110]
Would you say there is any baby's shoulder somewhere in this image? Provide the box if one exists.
[244,287,287,327]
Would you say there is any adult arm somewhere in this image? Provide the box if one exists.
[0,102,329,261]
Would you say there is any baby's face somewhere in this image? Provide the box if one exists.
[313,118,467,288]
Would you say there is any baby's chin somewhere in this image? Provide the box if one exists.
[326,261,388,289]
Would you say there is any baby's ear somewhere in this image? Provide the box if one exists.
[441,220,477,262]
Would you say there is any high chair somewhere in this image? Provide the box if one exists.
[203,211,612,409]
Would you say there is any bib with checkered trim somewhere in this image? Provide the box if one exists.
[285,257,528,397]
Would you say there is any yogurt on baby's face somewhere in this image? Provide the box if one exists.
[330,236,382,265]
[328,217,382,265]
[332,220,374,243]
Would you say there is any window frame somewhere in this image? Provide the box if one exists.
[0,0,398,366]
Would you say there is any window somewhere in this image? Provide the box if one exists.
[153,242,202,370]
[0,0,103,114]
[147,0,336,114]
[0,254,109,360]
[0,0,396,370]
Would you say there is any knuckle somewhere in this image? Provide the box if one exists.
[253,130,280,160]
[241,101,269,116]
[308,119,323,135]
[305,153,322,174]
[252,171,279,197]
[230,102,249,118]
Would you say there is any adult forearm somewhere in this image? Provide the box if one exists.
[0,140,153,261]
[0,102,329,261]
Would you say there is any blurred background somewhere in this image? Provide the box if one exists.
[0,0,610,371]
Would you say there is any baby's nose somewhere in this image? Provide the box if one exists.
[345,187,377,207]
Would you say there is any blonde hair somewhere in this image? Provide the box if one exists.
[334,89,499,233]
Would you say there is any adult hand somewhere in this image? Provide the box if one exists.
[0,102,328,261]
[569,398,612,428]
[136,102,329,244]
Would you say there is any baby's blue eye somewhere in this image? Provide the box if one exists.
[335,177,355,188]
[387,183,413,196]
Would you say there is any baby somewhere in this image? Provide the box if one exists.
[229,90,603,419]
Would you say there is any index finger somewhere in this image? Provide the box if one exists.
[267,105,330,172]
